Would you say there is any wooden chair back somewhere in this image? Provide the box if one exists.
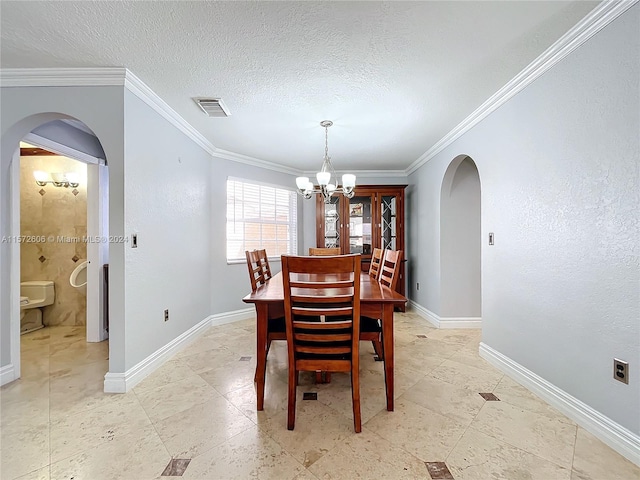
[379,249,403,291]
[368,247,384,279]
[256,248,272,280]
[245,249,272,291]
[309,247,341,256]
[281,254,362,432]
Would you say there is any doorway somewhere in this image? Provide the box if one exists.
[440,155,482,325]
[2,116,109,385]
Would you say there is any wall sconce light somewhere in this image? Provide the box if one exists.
[34,171,80,188]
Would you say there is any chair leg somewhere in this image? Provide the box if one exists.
[288,366,297,430]
[372,338,383,359]
[351,363,362,433]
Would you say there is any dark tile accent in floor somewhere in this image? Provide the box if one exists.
[425,461,454,479]
[303,392,318,400]
[161,458,191,476]
[416,334,428,338]
[239,356,252,361]
[479,392,500,401]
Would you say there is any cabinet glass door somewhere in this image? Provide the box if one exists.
[380,195,398,250]
[323,196,341,249]
[348,195,373,255]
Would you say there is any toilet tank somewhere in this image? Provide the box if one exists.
[20,280,55,305]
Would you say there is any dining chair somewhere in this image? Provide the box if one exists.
[360,247,385,357]
[368,247,384,279]
[308,246,342,382]
[256,248,272,280]
[361,249,403,360]
[245,249,268,290]
[281,253,362,432]
[245,249,286,377]
[309,247,341,256]
[378,249,403,290]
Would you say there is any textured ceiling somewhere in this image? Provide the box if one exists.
[1,1,598,172]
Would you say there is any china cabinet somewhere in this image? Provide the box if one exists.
[315,185,407,299]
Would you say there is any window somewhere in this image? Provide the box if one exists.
[226,178,298,262]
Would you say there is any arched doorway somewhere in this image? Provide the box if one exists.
[1,113,109,384]
[440,155,481,326]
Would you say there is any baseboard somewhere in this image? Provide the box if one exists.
[479,342,640,467]
[210,307,254,327]
[0,363,15,386]
[408,300,440,327]
[104,314,215,393]
[103,308,254,393]
[408,300,481,329]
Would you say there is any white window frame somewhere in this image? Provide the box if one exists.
[226,177,298,264]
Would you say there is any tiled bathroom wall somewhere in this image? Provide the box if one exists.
[20,154,87,326]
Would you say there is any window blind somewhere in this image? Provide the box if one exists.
[226,178,298,262]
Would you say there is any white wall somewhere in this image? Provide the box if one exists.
[408,5,639,435]
[122,90,213,369]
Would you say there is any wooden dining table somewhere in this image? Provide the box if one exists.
[242,271,407,412]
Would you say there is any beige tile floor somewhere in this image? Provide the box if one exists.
[1,313,638,480]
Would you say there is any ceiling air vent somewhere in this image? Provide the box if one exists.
[193,97,231,117]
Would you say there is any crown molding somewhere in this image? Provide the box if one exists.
[212,148,300,176]
[0,67,128,86]
[405,0,638,175]
[302,169,408,179]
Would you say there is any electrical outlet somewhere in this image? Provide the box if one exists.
[614,358,629,384]
[164,309,169,322]
[416,282,420,290]
[489,232,494,245]
[131,234,138,248]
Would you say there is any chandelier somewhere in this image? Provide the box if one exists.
[296,120,356,203]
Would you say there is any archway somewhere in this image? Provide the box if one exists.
[440,155,481,326]
[1,112,109,384]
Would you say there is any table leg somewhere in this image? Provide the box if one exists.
[255,304,268,411]
[382,303,395,411]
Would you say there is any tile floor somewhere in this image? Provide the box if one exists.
[1,313,638,480]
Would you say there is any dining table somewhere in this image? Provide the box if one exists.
[242,271,407,411]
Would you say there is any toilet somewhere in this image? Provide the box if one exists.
[20,280,55,335]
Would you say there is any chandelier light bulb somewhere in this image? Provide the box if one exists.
[342,174,356,188]
[317,171,331,186]
[296,176,310,190]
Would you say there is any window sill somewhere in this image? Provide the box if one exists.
[227,257,282,265]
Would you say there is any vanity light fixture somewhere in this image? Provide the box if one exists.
[296,120,356,204]
[34,171,80,188]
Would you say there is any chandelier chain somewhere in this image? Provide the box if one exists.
[325,124,329,159]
